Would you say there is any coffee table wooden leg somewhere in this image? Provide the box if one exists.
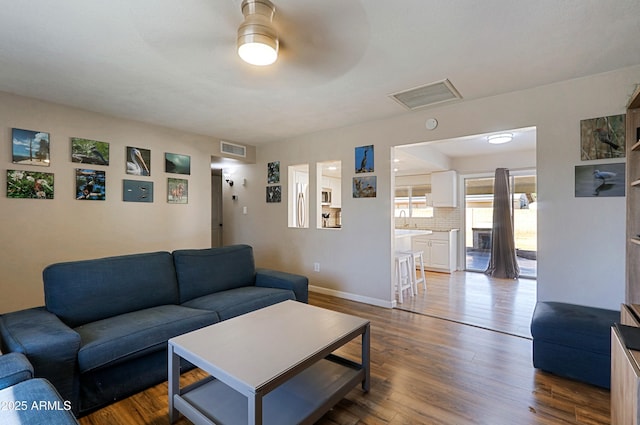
[362,323,370,392]
[168,344,180,424]
[248,392,263,425]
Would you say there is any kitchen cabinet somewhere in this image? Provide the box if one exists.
[322,176,341,208]
[330,177,341,208]
[412,230,458,273]
[431,170,457,207]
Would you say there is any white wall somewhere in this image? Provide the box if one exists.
[452,149,536,174]
[0,92,234,313]
[224,65,639,310]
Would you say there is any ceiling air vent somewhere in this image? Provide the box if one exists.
[220,141,246,158]
[389,79,462,110]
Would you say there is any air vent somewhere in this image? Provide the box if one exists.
[220,141,246,158]
[389,79,462,110]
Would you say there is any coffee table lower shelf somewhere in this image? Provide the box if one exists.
[174,356,364,425]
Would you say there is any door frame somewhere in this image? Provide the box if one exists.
[459,168,537,277]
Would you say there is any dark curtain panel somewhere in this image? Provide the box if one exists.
[485,168,520,279]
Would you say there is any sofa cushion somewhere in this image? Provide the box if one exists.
[173,245,257,303]
[0,378,78,424]
[75,305,219,373]
[44,252,179,327]
[0,352,33,390]
[181,286,295,320]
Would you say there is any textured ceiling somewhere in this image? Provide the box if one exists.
[0,1,639,145]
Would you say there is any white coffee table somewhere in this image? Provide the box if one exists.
[168,300,370,425]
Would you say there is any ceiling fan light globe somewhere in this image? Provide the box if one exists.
[237,0,278,66]
[238,40,278,66]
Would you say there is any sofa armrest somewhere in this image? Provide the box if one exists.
[0,307,81,406]
[0,352,33,390]
[255,268,309,303]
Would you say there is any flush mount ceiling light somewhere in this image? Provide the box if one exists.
[487,133,513,144]
[237,0,278,66]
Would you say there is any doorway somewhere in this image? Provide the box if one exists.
[392,126,537,336]
[464,172,537,278]
[211,168,223,247]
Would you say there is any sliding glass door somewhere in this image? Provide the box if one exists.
[464,172,537,278]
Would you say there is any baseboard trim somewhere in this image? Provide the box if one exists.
[309,285,394,309]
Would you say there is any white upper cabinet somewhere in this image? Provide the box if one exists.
[431,170,457,207]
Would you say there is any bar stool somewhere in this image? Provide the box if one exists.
[394,252,413,303]
[403,250,426,294]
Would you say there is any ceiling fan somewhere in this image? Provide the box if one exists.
[237,0,279,66]
[127,0,369,86]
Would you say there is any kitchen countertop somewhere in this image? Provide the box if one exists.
[394,228,458,235]
[394,229,433,238]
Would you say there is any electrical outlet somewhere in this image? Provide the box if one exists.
[313,262,320,272]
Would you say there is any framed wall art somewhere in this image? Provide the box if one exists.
[71,138,109,165]
[575,163,625,197]
[167,178,188,204]
[12,128,50,167]
[7,170,54,199]
[353,176,376,198]
[76,169,106,200]
[165,153,190,175]
[266,185,281,203]
[580,114,625,160]
[268,161,280,183]
[123,180,153,202]
[355,145,374,173]
[126,147,151,176]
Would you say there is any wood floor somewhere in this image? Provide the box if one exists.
[397,270,536,338]
[78,290,611,425]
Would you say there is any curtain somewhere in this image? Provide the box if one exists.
[485,168,520,279]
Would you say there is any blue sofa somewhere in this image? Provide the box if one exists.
[0,245,308,417]
[0,352,79,424]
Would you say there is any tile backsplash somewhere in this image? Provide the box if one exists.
[394,207,461,231]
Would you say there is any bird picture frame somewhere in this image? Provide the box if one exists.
[574,163,625,197]
[353,176,377,198]
[580,114,626,160]
[71,138,110,166]
[126,146,151,176]
[355,145,374,173]
[123,179,153,202]
[75,169,106,200]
